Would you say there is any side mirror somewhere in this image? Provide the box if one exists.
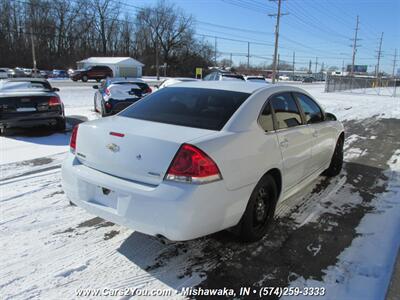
[92,85,99,89]
[325,112,337,121]
[52,87,60,92]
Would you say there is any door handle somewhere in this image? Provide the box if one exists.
[280,138,289,148]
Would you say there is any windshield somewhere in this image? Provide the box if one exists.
[119,87,250,130]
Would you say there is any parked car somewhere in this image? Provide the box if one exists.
[279,75,290,81]
[0,68,8,79]
[23,68,33,77]
[203,71,245,81]
[245,75,268,83]
[52,69,68,78]
[156,77,198,89]
[62,81,344,242]
[8,68,26,78]
[70,65,113,82]
[302,77,314,83]
[0,78,66,132]
[93,78,152,116]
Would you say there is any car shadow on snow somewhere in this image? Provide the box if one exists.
[1,115,88,145]
[114,117,399,300]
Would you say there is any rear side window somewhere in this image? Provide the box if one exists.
[259,102,274,131]
[294,93,324,124]
[270,93,302,129]
[119,87,250,130]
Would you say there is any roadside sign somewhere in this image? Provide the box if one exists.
[195,67,202,79]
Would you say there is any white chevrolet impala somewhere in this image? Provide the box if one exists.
[62,81,344,242]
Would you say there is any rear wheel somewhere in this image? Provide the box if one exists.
[82,75,88,82]
[324,136,344,177]
[100,101,107,117]
[238,174,278,242]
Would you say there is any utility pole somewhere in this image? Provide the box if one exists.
[230,53,233,68]
[292,51,295,77]
[350,15,360,76]
[30,25,37,77]
[392,48,397,78]
[269,0,287,84]
[155,39,159,80]
[342,60,345,72]
[214,37,217,66]
[247,42,250,69]
[375,32,384,80]
[314,57,318,73]
[28,2,37,77]
[308,60,312,73]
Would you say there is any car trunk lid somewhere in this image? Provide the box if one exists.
[0,92,57,114]
[75,116,216,185]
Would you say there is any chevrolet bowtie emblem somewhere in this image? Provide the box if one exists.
[106,143,120,153]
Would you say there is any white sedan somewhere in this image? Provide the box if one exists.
[62,81,344,242]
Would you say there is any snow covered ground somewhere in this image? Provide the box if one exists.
[0,81,399,299]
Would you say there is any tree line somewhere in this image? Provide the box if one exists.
[0,0,215,76]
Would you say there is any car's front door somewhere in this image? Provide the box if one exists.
[268,92,314,191]
[293,92,335,174]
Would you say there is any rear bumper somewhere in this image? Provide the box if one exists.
[0,111,64,128]
[61,154,252,241]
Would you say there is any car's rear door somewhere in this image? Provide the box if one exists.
[293,92,336,173]
[268,92,314,191]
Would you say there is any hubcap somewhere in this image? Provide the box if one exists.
[253,187,269,228]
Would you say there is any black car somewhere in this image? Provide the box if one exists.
[0,78,66,132]
[302,77,315,83]
[93,78,152,116]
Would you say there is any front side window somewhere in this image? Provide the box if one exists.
[119,87,250,130]
[259,102,274,131]
[294,93,323,124]
[270,93,302,129]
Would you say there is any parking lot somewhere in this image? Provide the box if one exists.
[1,80,399,299]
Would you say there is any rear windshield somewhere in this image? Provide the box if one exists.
[221,74,245,81]
[119,87,250,130]
[108,81,148,90]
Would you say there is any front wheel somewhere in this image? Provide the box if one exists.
[237,174,278,242]
[324,136,344,177]
[82,75,88,82]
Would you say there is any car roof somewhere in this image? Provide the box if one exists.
[3,78,49,83]
[170,80,275,93]
[108,77,145,83]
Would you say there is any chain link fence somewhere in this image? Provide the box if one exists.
[325,76,399,97]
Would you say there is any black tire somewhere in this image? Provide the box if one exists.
[54,118,66,131]
[72,79,77,82]
[82,75,88,82]
[324,136,344,177]
[237,174,278,242]
[69,201,76,206]
[94,98,98,112]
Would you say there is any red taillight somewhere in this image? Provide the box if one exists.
[165,144,221,184]
[48,96,61,106]
[70,125,78,153]
[145,87,152,94]
[105,88,111,96]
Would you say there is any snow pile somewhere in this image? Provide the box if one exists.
[283,150,400,300]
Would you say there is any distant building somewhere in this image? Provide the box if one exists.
[76,57,144,77]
